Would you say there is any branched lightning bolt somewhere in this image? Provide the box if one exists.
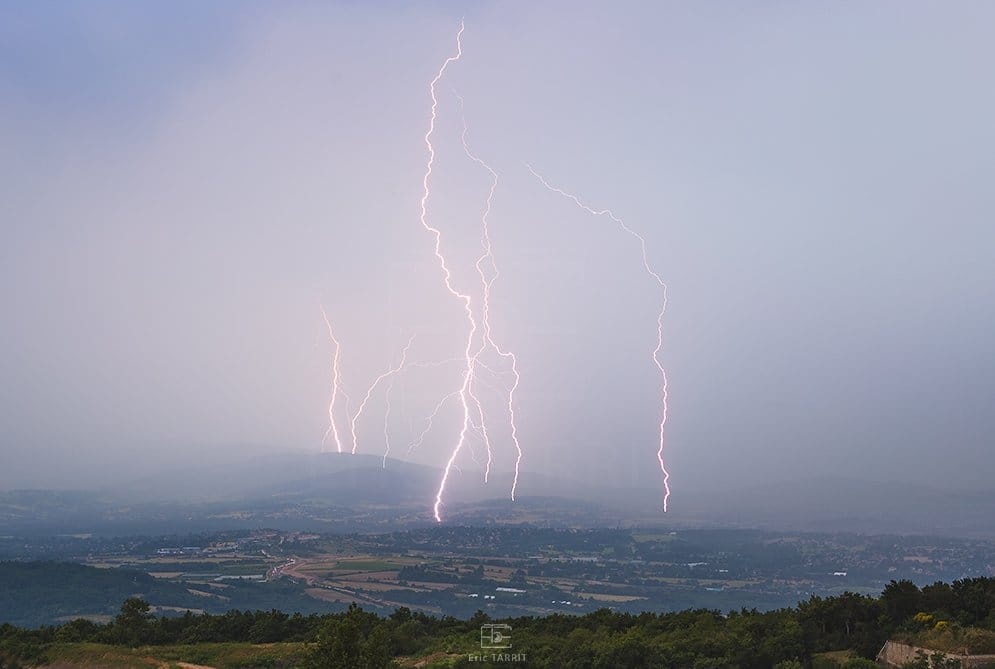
[406,391,459,455]
[457,94,524,500]
[320,306,348,454]
[320,18,671,518]
[417,19,478,523]
[527,165,671,512]
[405,364,509,457]
[409,358,463,371]
[382,358,461,467]
[350,335,416,455]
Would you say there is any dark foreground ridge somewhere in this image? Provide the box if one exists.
[2,577,995,668]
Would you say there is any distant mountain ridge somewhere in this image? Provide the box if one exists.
[2,453,994,538]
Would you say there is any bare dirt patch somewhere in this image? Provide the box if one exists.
[338,580,426,592]
[399,651,462,667]
[575,592,647,602]
[304,587,355,603]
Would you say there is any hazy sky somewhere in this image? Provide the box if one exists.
[2,2,993,502]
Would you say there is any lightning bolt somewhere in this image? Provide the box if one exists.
[416,19,479,523]
[406,390,458,456]
[382,359,462,467]
[456,94,524,500]
[381,376,395,468]
[527,165,671,512]
[350,335,416,455]
[320,306,348,454]
[323,18,665,519]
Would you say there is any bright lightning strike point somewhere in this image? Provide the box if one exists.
[527,165,672,512]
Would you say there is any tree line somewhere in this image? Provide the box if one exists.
[2,576,995,668]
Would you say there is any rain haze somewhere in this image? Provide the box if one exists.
[2,1,994,514]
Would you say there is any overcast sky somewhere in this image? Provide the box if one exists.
[2,2,993,504]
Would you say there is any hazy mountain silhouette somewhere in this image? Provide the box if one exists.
[3,452,994,538]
